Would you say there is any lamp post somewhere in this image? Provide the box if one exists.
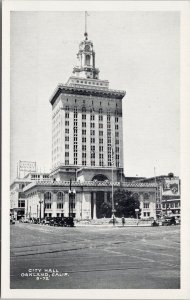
[39,199,43,223]
[69,179,76,217]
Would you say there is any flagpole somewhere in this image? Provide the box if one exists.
[154,166,157,219]
[111,147,115,219]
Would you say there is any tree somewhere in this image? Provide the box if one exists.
[99,202,112,218]
[114,189,141,218]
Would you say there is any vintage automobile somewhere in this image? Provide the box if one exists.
[161,216,176,226]
[49,217,74,227]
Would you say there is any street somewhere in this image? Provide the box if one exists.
[10,223,180,289]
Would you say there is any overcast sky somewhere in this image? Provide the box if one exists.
[10,11,180,181]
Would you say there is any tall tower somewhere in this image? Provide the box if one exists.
[50,14,126,182]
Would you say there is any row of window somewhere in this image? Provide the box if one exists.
[45,203,76,210]
[65,112,119,122]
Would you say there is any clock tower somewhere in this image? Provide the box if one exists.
[72,32,99,80]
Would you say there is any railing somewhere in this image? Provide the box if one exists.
[23,180,121,191]
[23,180,157,192]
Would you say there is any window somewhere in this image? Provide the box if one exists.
[82,153,86,158]
[82,114,86,120]
[115,139,119,144]
[99,138,103,144]
[91,138,95,143]
[65,136,69,141]
[143,203,150,209]
[99,115,103,121]
[90,115,95,121]
[65,121,69,126]
[65,160,69,165]
[74,158,77,165]
[99,160,104,166]
[65,128,69,134]
[99,108,103,114]
[82,145,86,151]
[91,130,95,136]
[65,152,69,157]
[144,193,150,200]
[65,106,69,111]
[116,147,119,153]
[90,123,95,128]
[99,146,103,152]
[65,144,69,149]
[82,160,86,166]
[18,200,25,208]
[115,132,119,137]
[99,123,103,128]
[74,128,77,134]
[45,203,52,209]
[82,130,86,135]
[82,106,86,112]
[82,122,86,128]
[82,137,86,143]
[91,161,95,166]
[115,124,119,130]
[99,131,103,136]
[44,192,51,201]
[57,203,63,209]
[65,113,69,118]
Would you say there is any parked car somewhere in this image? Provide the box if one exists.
[49,217,74,227]
[10,219,15,225]
[42,217,52,225]
[162,216,176,226]
[63,217,74,227]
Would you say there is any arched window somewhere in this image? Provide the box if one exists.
[144,193,150,200]
[85,54,90,66]
[44,192,52,201]
[57,192,64,202]
[133,193,139,201]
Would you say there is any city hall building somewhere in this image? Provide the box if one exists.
[11,28,158,220]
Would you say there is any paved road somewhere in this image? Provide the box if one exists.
[10,223,180,289]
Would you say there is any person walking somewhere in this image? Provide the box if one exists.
[122,215,125,227]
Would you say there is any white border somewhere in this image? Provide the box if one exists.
[2,1,190,299]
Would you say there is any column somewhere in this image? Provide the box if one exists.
[38,192,44,219]
[93,192,97,219]
[64,192,69,217]
[52,192,57,217]
[104,192,108,203]
[139,193,144,218]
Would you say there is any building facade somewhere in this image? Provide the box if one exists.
[11,27,159,221]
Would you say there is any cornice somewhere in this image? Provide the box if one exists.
[49,84,126,106]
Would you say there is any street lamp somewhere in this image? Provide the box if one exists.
[39,199,43,223]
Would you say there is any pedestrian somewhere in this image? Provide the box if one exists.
[122,215,125,226]
[112,216,116,226]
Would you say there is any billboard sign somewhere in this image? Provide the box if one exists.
[162,179,180,196]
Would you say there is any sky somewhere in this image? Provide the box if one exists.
[10,11,180,181]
